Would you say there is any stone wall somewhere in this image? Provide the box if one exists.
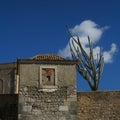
[18,63,77,120]
[19,64,76,87]
[18,86,77,120]
[0,94,18,120]
[0,62,16,94]
[77,91,120,120]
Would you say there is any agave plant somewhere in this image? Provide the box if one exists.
[67,26,104,91]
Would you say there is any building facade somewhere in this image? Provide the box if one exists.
[0,54,120,120]
[0,54,77,120]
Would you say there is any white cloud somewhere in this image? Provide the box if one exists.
[58,44,71,58]
[71,20,103,43]
[58,20,117,63]
[103,43,117,63]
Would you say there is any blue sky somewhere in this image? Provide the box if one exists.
[0,0,120,91]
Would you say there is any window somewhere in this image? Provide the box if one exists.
[46,75,51,81]
[42,68,55,86]
[40,65,58,90]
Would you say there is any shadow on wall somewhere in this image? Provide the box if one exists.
[0,94,18,120]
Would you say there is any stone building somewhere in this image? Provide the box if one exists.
[0,54,120,120]
[0,54,77,120]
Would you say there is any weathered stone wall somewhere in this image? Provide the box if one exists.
[0,62,16,94]
[18,63,77,120]
[19,64,76,87]
[18,86,77,120]
[0,94,18,120]
[77,91,120,120]
[57,65,76,87]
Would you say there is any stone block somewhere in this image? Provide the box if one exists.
[19,96,25,103]
[59,106,68,111]
[70,115,77,120]
[23,105,32,112]
[59,117,66,120]
[32,109,42,115]
[70,101,77,111]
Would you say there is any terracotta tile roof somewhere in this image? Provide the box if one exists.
[17,54,78,65]
[31,54,66,61]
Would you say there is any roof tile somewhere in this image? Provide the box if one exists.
[31,54,65,61]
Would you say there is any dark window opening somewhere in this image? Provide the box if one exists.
[42,68,55,86]
[46,75,51,81]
